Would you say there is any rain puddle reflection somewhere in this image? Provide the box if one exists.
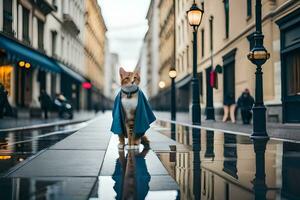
[0,122,87,176]
[156,122,300,200]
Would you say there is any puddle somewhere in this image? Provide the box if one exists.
[156,122,300,200]
[0,122,86,176]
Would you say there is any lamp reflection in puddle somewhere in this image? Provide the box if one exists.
[252,138,269,200]
[171,123,176,141]
[112,147,150,200]
[192,128,201,200]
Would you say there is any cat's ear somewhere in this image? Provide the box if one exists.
[119,67,126,78]
[134,67,140,76]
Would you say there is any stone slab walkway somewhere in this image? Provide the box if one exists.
[2,112,182,199]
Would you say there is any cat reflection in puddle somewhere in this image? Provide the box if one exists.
[112,147,150,200]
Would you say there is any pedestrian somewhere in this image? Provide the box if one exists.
[237,88,254,124]
[0,83,13,118]
[39,90,52,119]
[0,83,6,118]
[222,92,236,123]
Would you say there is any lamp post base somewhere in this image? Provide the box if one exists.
[206,106,215,120]
[251,105,269,139]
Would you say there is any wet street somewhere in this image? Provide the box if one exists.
[0,114,299,200]
[0,122,87,176]
[156,122,300,200]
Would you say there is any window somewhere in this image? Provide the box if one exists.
[22,7,30,44]
[285,49,300,96]
[38,19,44,50]
[209,16,213,52]
[51,31,57,57]
[247,0,252,18]
[3,0,13,35]
[223,0,229,38]
[201,29,205,57]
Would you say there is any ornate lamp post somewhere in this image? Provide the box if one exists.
[169,67,177,121]
[247,0,270,138]
[187,1,204,125]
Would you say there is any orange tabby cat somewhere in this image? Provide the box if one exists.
[119,67,150,149]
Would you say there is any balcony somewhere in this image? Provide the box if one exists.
[63,14,80,36]
[33,0,56,15]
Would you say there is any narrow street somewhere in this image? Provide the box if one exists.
[1,0,300,199]
[0,112,299,199]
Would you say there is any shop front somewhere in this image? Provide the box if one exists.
[276,9,300,123]
[57,62,86,111]
[0,34,61,109]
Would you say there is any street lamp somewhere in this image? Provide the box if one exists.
[247,0,270,138]
[187,1,204,125]
[169,67,177,121]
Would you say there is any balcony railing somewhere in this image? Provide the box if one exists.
[63,14,80,35]
[33,0,55,15]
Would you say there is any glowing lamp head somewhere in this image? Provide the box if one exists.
[25,62,31,69]
[187,3,204,28]
[18,61,25,67]
[82,82,92,89]
[159,81,166,89]
[169,68,177,79]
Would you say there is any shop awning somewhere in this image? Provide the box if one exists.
[56,62,86,83]
[0,34,61,73]
[176,74,192,89]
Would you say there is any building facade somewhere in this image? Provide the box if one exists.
[174,0,195,111]
[150,0,175,110]
[146,0,300,123]
[84,0,107,110]
[146,0,160,98]
[196,0,300,123]
[0,0,61,113]
[158,0,175,89]
[135,41,149,98]
[0,0,108,116]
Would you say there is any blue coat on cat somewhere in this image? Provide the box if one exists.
[110,89,156,137]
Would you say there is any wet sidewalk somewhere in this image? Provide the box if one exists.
[0,111,97,132]
[0,112,181,199]
[155,111,300,142]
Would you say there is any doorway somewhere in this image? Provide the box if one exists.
[222,49,236,105]
[276,9,300,123]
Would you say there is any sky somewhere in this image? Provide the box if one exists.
[98,0,151,71]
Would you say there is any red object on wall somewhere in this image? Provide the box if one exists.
[210,71,216,87]
[82,82,92,89]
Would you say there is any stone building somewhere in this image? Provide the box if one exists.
[158,0,175,89]
[0,0,105,115]
[196,0,300,123]
[145,0,160,98]
[145,0,300,123]
[84,0,107,110]
[148,0,175,110]
[135,41,149,98]
[174,0,195,111]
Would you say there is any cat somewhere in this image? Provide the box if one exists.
[118,67,150,149]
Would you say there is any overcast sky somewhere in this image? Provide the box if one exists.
[98,0,151,71]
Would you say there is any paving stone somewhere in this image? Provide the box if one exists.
[9,150,105,177]
[0,177,96,200]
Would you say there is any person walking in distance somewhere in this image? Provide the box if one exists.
[222,92,236,123]
[237,88,254,124]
